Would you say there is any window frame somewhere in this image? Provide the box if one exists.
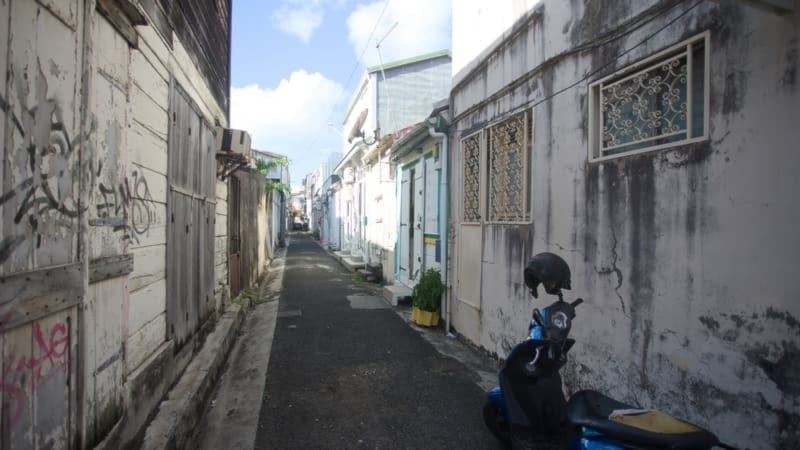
[588,31,711,162]
[485,109,532,225]
[460,129,484,225]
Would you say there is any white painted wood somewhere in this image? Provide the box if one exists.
[0,0,9,251]
[94,14,130,87]
[129,244,166,292]
[128,121,168,176]
[399,168,411,283]
[129,164,168,204]
[135,23,171,79]
[128,278,166,339]
[4,323,35,448]
[89,68,128,258]
[125,312,166,375]
[413,163,425,280]
[130,45,169,102]
[90,279,123,433]
[131,81,168,140]
[424,156,439,235]
[36,0,78,30]
[3,0,80,272]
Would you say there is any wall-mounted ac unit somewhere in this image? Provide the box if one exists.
[219,128,252,157]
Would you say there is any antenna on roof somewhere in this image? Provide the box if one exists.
[375,21,399,141]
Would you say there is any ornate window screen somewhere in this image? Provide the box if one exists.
[590,32,710,161]
[487,111,531,223]
[461,132,482,223]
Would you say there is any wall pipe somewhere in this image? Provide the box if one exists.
[427,115,452,337]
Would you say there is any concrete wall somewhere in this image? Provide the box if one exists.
[449,1,799,448]
[376,55,452,135]
[363,157,395,278]
[0,0,231,446]
[451,0,541,80]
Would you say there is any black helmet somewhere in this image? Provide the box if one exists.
[524,252,571,298]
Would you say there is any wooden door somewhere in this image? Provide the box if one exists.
[166,81,217,348]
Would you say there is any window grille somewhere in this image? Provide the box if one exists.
[462,132,482,223]
[487,111,531,223]
[590,32,709,161]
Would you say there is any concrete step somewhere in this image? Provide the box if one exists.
[357,268,378,282]
[341,256,365,272]
[383,284,412,306]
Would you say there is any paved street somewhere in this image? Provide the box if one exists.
[197,233,505,449]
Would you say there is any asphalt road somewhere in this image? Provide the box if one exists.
[253,234,505,449]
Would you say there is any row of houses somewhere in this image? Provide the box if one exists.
[305,1,799,448]
[0,1,286,447]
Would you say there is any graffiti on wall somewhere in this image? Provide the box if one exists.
[0,61,159,264]
[0,312,71,431]
[0,64,87,265]
[91,167,157,244]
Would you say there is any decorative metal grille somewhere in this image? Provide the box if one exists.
[488,112,529,222]
[462,133,481,222]
[591,33,710,161]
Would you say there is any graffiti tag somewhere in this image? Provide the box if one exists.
[0,320,70,431]
[0,63,89,265]
[91,168,157,244]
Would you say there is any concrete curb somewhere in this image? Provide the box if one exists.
[140,302,248,450]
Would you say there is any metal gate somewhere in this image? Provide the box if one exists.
[166,81,217,348]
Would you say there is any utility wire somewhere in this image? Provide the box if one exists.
[307,0,392,175]
[452,0,705,137]
[328,0,392,128]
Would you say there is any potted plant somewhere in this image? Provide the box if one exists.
[411,268,444,327]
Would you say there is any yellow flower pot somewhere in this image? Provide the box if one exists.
[412,306,440,327]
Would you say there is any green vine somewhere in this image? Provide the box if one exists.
[412,268,444,312]
[255,157,290,193]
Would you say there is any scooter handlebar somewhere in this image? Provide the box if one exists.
[571,298,583,308]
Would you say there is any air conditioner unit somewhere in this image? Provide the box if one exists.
[219,128,252,157]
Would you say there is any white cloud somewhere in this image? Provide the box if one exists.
[272,5,323,43]
[231,71,345,178]
[347,0,451,67]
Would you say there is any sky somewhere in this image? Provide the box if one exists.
[230,0,452,190]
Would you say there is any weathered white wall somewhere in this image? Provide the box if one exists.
[1,0,231,446]
[450,1,799,448]
[363,157,395,278]
[215,179,229,312]
[0,2,85,446]
[451,0,541,80]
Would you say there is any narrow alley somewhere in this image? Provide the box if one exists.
[196,233,506,449]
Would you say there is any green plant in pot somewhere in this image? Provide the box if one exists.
[411,268,444,327]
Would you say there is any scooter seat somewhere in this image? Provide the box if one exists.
[567,390,719,449]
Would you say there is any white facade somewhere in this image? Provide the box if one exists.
[393,127,445,289]
[449,1,799,448]
[0,1,234,447]
[327,52,452,277]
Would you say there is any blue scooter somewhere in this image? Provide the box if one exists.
[482,253,733,449]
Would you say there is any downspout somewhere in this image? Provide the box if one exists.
[427,117,452,337]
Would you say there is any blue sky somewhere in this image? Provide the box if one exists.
[229,0,452,189]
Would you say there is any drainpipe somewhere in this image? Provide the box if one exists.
[427,116,452,337]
